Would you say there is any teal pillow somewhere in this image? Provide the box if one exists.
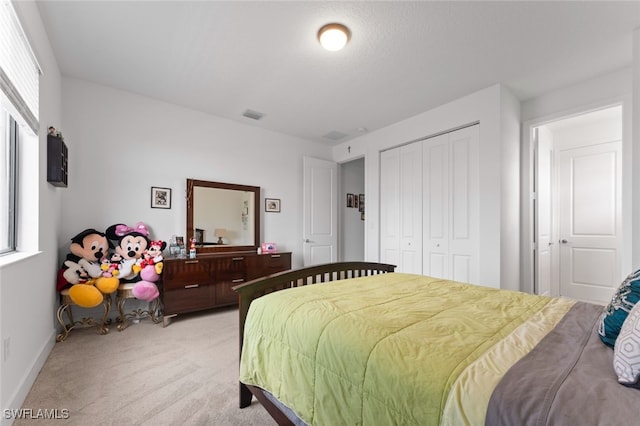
[599,269,640,347]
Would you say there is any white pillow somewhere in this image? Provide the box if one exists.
[613,302,640,387]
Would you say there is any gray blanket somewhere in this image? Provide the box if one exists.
[485,302,640,425]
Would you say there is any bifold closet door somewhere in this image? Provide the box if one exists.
[380,142,423,274]
[423,125,479,283]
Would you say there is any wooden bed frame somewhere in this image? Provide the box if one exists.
[232,261,396,424]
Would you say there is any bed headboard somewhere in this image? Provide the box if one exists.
[234,262,396,326]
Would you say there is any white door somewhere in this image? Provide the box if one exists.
[423,125,479,283]
[380,148,400,269]
[303,156,338,266]
[399,142,423,273]
[423,133,449,279]
[534,127,555,296]
[380,142,422,273]
[558,141,622,303]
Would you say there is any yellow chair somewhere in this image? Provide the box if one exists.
[115,283,161,331]
[56,288,111,342]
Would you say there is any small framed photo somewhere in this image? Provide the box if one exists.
[347,193,354,208]
[151,186,171,209]
[194,228,204,244]
[265,198,281,213]
[175,236,185,247]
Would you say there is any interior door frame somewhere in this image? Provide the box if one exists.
[337,156,366,262]
[522,97,631,296]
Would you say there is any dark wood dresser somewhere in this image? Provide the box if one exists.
[161,251,291,325]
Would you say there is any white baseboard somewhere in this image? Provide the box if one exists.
[1,331,56,426]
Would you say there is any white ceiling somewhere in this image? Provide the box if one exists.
[35,1,640,146]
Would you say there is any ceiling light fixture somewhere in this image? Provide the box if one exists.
[318,23,350,51]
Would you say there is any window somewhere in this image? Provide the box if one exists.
[0,0,41,255]
[0,109,17,254]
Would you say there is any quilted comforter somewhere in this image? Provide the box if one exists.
[238,273,638,425]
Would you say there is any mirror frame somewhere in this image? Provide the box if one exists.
[186,178,260,254]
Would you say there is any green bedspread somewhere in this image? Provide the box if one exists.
[239,273,567,425]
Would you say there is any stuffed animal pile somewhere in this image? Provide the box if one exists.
[56,222,164,308]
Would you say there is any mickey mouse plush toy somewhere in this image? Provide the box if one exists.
[106,222,160,302]
[56,228,120,307]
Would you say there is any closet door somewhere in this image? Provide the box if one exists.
[423,125,479,283]
[380,142,422,273]
[423,134,449,279]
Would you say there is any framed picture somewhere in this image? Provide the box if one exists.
[175,236,185,248]
[347,193,354,208]
[265,198,281,213]
[194,228,204,244]
[151,186,171,209]
[359,194,365,212]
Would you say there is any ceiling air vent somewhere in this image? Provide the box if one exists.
[322,130,348,141]
[242,109,264,120]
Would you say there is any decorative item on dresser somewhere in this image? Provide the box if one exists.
[161,251,291,326]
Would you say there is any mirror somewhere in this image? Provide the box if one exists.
[186,179,260,253]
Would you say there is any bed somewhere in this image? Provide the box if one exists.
[233,262,640,425]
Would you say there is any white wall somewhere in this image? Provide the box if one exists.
[0,2,63,423]
[340,158,365,261]
[633,28,640,270]
[60,78,332,269]
[332,84,521,289]
[549,108,622,151]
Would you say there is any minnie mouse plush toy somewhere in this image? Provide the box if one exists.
[105,222,161,302]
[137,240,166,281]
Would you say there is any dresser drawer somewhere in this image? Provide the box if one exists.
[262,253,290,272]
[260,253,292,277]
[163,286,214,314]
[214,256,247,280]
[163,259,210,290]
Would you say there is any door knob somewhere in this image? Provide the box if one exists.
[304,239,311,243]
[561,239,569,244]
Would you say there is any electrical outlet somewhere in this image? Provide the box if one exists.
[3,337,10,362]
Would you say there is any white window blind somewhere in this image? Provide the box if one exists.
[0,0,41,134]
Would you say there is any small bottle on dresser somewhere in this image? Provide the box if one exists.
[189,237,196,259]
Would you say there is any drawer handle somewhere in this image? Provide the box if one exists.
[184,284,200,289]
[232,257,244,261]
[185,260,199,264]
[232,279,244,283]
[271,254,281,258]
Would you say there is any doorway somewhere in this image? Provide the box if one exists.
[534,106,622,305]
[339,158,365,261]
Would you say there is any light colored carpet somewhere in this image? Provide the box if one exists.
[15,307,274,426]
